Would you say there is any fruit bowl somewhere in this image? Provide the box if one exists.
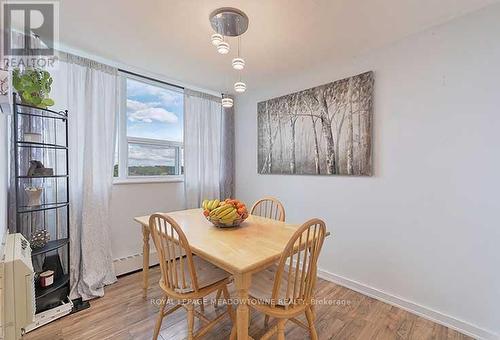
[202,198,249,228]
[206,215,244,228]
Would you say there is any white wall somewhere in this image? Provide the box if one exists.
[110,182,184,260]
[235,5,500,338]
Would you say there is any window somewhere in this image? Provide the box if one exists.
[115,72,184,182]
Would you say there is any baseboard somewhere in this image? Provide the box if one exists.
[113,251,159,276]
[317,269,499,340]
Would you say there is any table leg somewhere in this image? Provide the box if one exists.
[142,224,150,298]
[234,272,252,340]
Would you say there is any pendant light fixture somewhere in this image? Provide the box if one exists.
[234,81,246,93]
[209,7,249,104]
[232,37,246,92]
[217,40,230,54]
[232,58,245,70]
[211,33,223,46]
[221,95,234,108]
[232,36,245,70]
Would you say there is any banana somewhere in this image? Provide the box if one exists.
[218,207,236,218]
[210,204,222,214]
[207,200,213,210]
[213,202,231,213]
[221,216,237,224]
[220,209,238,221]
[202,199,209,209]
[212,199,220,210]
[215,205,234,217]
[209,204,228,217]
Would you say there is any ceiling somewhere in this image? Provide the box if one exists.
[59,0,497,94]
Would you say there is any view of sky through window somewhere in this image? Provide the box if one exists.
[125,78,183,174]
[126,78,183,142]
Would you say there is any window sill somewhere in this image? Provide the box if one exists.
[113,176,184,185]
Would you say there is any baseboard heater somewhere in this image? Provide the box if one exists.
[113,251,160,276]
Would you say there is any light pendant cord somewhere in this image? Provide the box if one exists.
[238,36,241,58]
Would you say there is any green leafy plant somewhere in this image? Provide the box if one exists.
[12,68,55,108]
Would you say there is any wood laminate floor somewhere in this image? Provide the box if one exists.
[24,267,473,340]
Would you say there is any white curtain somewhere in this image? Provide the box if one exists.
[219,100,235,199]
[52,53,117,300]
[184,89,228,208]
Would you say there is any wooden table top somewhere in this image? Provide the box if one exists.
[134,208,304,275]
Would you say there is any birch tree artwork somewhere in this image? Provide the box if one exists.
[258,71,374,176]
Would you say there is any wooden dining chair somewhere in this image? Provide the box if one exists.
[149,213,234,340]
[250,197,286,222]
[216,197,287,309]
[241,218,327,340]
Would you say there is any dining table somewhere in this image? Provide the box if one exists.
[134,208,323,340]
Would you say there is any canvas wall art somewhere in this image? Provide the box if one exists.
[257,71,374,176]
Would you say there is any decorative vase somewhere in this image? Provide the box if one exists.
[25,186,43,206]
[30,229,50,249]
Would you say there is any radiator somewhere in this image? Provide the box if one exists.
[1,233,35,340]
[113,250,160,276]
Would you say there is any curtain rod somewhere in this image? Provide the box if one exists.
[55,44,222,97]
[118,68,184,90]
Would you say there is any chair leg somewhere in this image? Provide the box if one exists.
[222,285,235,322]
[305,306,318,340]
[229,325,237,340]
[187,303,195,340]
[214,288,222,308]
[153,296,166,340]
[261,324,278,340]
[264,315,270,328]
[199,298,205,313]
[277,319,286,340]
[311,275,318,321]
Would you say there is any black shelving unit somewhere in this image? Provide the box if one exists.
[35,274,70,299]
[31,238,70,256]
[12,93,71,313]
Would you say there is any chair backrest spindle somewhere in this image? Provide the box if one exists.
[149,213,199,294]
[251,197,286,222]
[271,219,326,308]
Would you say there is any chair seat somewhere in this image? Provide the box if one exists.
[249,265,299,307]
[162,255,231,294]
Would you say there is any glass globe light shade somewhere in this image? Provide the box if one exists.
[217,41,230,54]
[232,57,245,70]
[211,34,223,46]
[221,97,233,108]
[234,82,247,93]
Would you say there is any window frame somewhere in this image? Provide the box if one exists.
[114,72,184,184]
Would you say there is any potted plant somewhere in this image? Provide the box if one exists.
[12,68,55,108]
